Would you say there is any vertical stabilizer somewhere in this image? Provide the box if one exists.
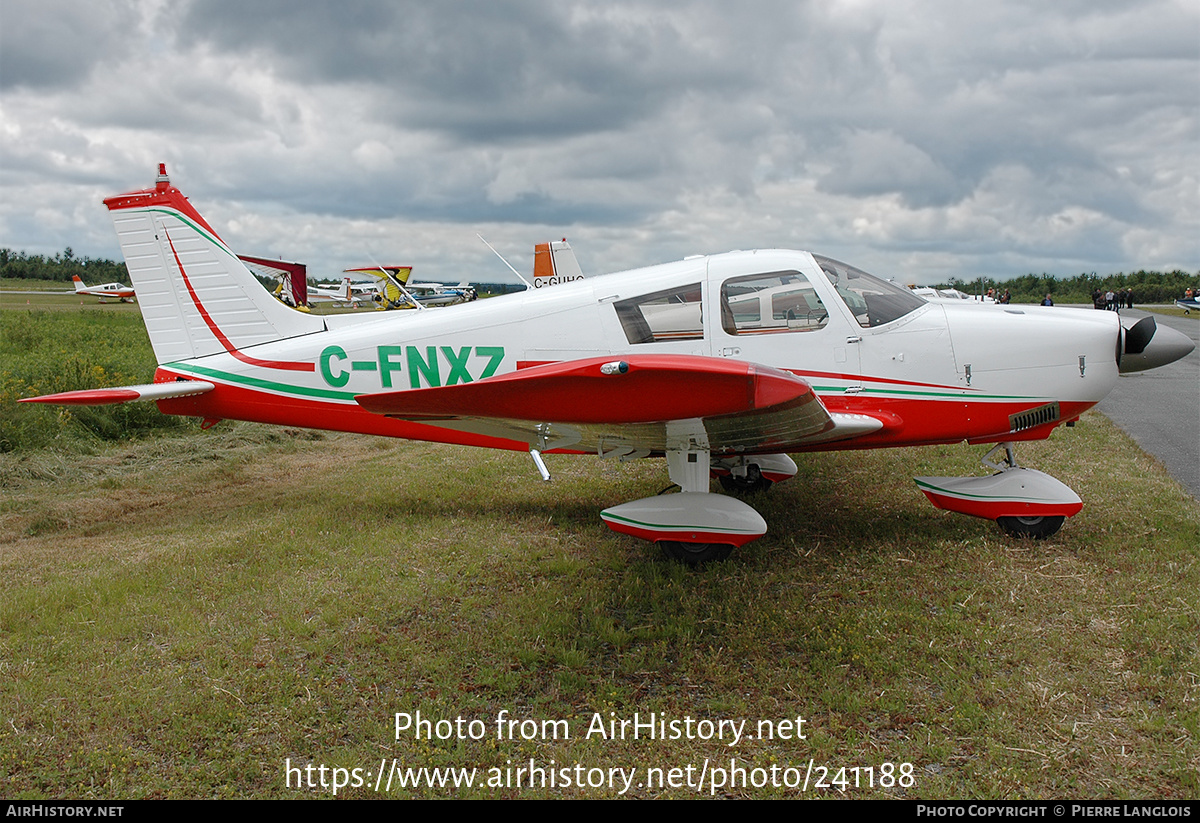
[532,239,584,289]
[103,165,323,364]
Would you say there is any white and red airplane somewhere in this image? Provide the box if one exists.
[23,166,1195,561]
[72,275,136,302]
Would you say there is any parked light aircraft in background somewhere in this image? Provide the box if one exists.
[237,254,311,310]
[72,275,136,302]
[345,266,477,309]
[309,277,376,308]
[239,255,376,309]
[911,286,995,303]
[532,239,584,289]
[22,167,1196,561]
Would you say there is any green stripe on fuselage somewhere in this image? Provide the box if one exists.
[166,362,360,403]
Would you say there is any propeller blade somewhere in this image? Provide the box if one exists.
[1124,315,1156,355]
[1119,316,1194,373]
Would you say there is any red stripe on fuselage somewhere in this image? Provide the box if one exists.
[153,369,527,451]
[152,367,1095,454]
[809,395,1095,450]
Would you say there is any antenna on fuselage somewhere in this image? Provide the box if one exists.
[477,234,533,289]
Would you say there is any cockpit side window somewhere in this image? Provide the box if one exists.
[719,271,829,335]
[614,283,704,344]
[813,255,925,328]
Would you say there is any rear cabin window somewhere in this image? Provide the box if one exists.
[614,283,704,344]
[720,271,829,335]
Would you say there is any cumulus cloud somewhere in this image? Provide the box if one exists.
[1,0,1196,284]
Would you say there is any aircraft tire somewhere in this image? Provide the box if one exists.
[996,515,1065,540]
[659,541,734,564]
[717,465,773,495]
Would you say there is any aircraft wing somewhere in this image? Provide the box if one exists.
[345,266,413,283]
[356,355,875,455]
[237,255,307,280]
[19,381,215,406]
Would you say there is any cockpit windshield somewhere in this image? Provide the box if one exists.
[813,255,926,328]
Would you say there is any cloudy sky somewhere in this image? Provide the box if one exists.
[1,0,1197,286]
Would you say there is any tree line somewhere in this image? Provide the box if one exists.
[1,247,130,284]
[936,270,1198,305]
[3,246,1196,304]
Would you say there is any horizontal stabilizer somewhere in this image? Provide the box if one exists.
[356,355,820,425]
[20,381,214,406]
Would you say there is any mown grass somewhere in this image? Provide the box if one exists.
[0,289,141,310]
[1,280,77,293]
[1144,306,1199,319]
[1,414,1197,799]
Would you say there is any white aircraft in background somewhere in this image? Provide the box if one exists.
[24,166,1195,562]
[345,266,476,309]
[911,286,995,303]
[309,277,376,308]
[72,275,136,302]
[532,239,584,289]
[239,255,377,309]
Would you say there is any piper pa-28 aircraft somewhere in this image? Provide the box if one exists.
[23,166,1196,561]
[72,275,136,302]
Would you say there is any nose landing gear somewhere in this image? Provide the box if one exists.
[914,443,1083,539]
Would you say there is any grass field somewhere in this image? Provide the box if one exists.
[2,296,1197,799]
[0,288,364,315]
[1,414,1197,798]
[1145,306,1197,319]
[0,290,141,313]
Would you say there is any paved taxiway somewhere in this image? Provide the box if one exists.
[1095,308,1199,500]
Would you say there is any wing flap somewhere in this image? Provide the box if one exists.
[356,355,815,425]
[356,354,838,454]
[360,355,820,424]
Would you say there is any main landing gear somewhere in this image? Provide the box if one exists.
[601,423,795,564]
[659,541,734,563]
[996,514,1066,539]
[711,454,798,495]
[914,443,1083,539]
[602,436,1082,563]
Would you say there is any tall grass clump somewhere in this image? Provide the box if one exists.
[0,310,186,451]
